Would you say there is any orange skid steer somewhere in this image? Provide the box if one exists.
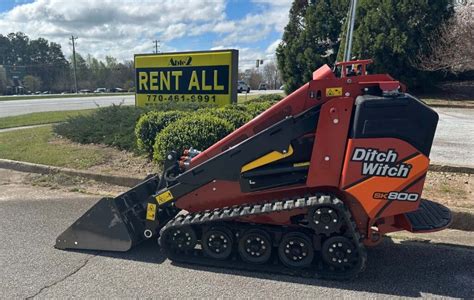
[56,60,451,280]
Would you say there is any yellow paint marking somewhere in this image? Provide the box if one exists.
[241,145,294,173]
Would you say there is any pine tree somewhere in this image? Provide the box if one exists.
[277,0,453,92]
[352,0,453,89]
[277,0,349,94]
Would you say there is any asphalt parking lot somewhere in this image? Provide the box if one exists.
[0,170,473,298]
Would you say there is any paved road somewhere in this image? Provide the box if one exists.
[431,107,474,168]
[0,90,283,118]
[0,170,473,298]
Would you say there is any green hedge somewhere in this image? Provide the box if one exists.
[152,101,216,112]
[197,106,252,129]
[135,111,188,156]
[54,105,147,152]
[245,94,283,104]
[245,101,276,117]
[153,115,233,162]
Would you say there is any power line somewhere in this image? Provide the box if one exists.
[70,35,78,93]
[153,40,160,54]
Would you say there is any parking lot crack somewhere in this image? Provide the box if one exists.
[26,251,100,299]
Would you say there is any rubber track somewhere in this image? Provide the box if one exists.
[159,194,367,280]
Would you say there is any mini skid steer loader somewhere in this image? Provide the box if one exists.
[55,60,451,280]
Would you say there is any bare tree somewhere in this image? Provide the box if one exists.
[242,68,264,90]
[416,4,474,74]
[262,61,282,89]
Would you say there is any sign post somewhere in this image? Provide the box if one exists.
[134,49,238,108]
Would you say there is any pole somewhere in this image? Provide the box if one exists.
[344,0,358,62]
[70,35,78,93]
[153,40,160,54]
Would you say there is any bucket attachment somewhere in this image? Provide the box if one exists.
[55,176,159,252]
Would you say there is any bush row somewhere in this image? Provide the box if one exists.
[54,104,147,152]
[136,95,281,162]
[53,94,282,162]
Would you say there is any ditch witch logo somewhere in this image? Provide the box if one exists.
[169,56,192,66]
[351,148,412,178]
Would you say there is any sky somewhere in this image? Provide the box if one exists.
[0,0,293,69]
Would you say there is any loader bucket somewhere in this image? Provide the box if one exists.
[55,175,159,252]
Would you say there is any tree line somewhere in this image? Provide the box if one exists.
[277,0,473,94]
[0,32,134,94]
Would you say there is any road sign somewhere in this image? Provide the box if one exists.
[134,49,238,108]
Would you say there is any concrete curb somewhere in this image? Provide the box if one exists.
[429,163,474,174]
[0,158,143,187]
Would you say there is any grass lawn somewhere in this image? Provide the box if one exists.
[0,125,107,169]
[0,109,97,129]
[0,92,132,101]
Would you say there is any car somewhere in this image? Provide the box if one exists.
[94,88,107,93]
[258,83,267,90]
[79,89,92,94]
[279,85,285,90]
[110,87,125,93]
[237,81,250,93]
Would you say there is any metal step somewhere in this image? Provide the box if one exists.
[405,199,452,232]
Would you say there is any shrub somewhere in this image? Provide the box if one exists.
[197,106,253,129]
[244,101,275,118]
[153,115,233,162]
[246,94,283,103]
[135,110,188,156]
[153,101,216,112]
[54,105,147,152]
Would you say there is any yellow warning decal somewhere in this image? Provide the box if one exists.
[241,145,294,173]
[326,87,342,97]
[156,190,174,205]
[146,203,157,221]
[293,161,310,168]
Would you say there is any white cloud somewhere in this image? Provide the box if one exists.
[0,0,226,60]
[0,0,291,70]
[266,39,282,54]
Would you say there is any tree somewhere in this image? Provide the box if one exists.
[277,0,349,94]
[262,61,282,89]
[352,0,453,88]
[0,66,7,94]
[277,0,453,92]
[415,3,473,76]
[23,75,42,92]
[243,69,264,89]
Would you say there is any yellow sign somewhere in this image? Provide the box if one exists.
[326,87,343,97]
[155,190,174,205]
[135,50,238,108]
[146,203,157,221]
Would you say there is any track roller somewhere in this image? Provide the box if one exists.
[278,232,314,268]
[160,226,197,252]
[202,226,234,260]
[238,229,272,264]
[321,236,358,269]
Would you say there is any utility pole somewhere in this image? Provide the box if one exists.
[153,40,160,54]
[70,35,78,93]
[343,0,357,62]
